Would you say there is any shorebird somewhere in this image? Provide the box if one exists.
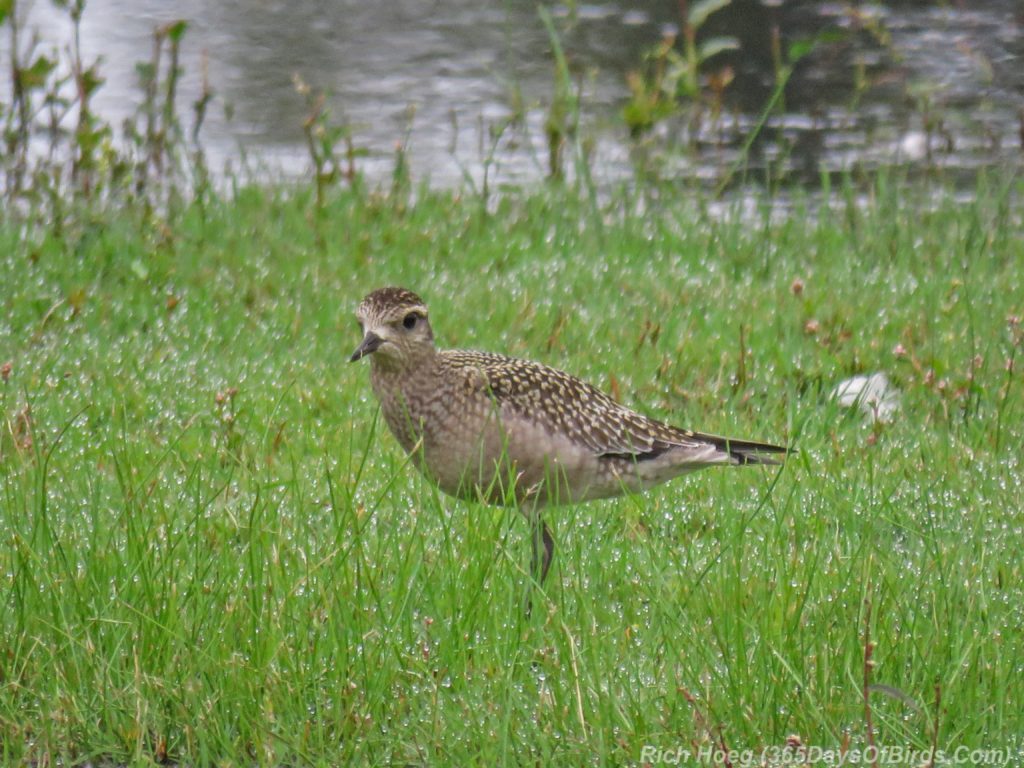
[350,287,787,601]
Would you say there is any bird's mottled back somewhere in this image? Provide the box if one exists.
[439,350,761,463]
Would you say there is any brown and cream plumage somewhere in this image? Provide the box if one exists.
[350,286,787,598]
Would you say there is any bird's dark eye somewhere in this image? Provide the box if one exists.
[403,312,419,330]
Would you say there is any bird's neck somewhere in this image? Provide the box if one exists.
[369,349,441,455]
[369,345,438,379]
[369,348,441,411]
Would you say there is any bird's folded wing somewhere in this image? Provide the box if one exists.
[445,349,716,460]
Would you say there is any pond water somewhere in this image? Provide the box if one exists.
[10,0,1024,189]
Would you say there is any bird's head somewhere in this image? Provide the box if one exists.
[350,287,435,370]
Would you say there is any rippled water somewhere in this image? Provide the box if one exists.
[9,0,1024,187]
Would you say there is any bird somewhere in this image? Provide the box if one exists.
[350,286,788,603]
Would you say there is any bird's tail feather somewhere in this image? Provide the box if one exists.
[695,433,791,466]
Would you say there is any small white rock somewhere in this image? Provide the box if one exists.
[897,131,929,162]
[832,372,900,423]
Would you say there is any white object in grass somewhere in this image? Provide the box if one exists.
[832,373,900,423]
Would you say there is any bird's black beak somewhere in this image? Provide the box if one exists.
[349,331,383,362]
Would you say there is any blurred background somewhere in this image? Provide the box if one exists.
[9,0,1024,188]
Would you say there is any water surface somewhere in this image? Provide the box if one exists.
[10,0,1024,188]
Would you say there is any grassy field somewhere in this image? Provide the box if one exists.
[1,175,1022,766]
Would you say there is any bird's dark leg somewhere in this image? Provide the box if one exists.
[538,519,555,585]
[525,516,555,617]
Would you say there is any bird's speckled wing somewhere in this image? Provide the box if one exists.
[440,349,772,463]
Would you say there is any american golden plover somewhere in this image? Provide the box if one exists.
[351,286,787,595]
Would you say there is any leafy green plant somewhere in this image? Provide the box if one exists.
[66,0,109,197]
[622,0,739,139]
[538,6,601,238]
[124,19,190,209]
[293,73,365,216]
[538,5,580,181]
[3,0,63,201]
[0,2,201,221]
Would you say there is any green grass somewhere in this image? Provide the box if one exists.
[1,176,1022,766]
